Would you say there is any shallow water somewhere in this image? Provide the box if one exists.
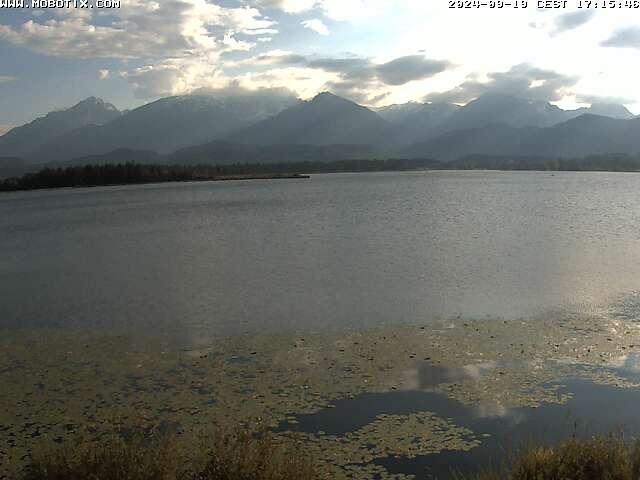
[284,373,640,479]
[380,378,640,479]
[4,171,640,336]
[4,171,640,478]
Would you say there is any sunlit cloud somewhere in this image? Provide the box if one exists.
[301,18,329,35]
[1,0,640,116]
[425,64,578,104]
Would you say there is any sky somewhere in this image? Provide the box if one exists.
[1,0,640,131]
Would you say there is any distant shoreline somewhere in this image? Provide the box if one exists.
[0,159,435,192]
[5,154,640,192]
[0,171,310,193]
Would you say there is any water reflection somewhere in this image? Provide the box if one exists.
[604,352,640,381]
[284,378,640,479]
[400,362,528,421]
[407,362,497,389]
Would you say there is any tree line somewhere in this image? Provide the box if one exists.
[0,158,440,191]
[450,153,640,172]
[4,154,640,192]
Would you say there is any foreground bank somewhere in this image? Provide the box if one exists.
[21,429,640,480]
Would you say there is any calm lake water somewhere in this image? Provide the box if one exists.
[3,170,640,335]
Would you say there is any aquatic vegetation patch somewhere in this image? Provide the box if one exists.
[281,412,480,479]
[3,307,640,478]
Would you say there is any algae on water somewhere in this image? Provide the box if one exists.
[2,306,640,478]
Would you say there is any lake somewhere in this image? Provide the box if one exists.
[3,170,640,478]
[3,170,640,335]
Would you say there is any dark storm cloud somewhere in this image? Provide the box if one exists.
[424,63,578,104]
[601,27,640,49]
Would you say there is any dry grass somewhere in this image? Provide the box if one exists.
[21,429,316,480]
[197,429,316,480]
[479,434,640,480]
[22,428,640,480]
[22,434,183,480]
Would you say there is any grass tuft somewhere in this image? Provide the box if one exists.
[21,429,640,480]
[21,429,316,480]
[197,429,315,480]
[22,434,182,480]
[479,434,640,480]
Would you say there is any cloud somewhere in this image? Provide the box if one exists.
[190,83,300,114]
[0,0,274,60]
[602,27,640,49]
[376,55,451,86]
[0,76,16,83]
[425,63,578,104]
[252,0,394,21]
[251,51,451,103]
[192,82,297,100]
[301,18,329,35]
[0,0,286,99]
[120,56,229,98]
[256,52,452,85]
[306,56,372,78]
[320,79,390,104]
[50,5,92,19]
[317,0,367,21]
[575,93,634,105]
[233,64,337,102]
[552,10,595,34]
[254,0,316,14]
[249,51,452,104]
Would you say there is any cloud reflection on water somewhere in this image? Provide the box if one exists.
[401,361,527,421]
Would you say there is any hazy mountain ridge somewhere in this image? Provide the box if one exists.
[169,141,375,165]
[227,92,390,147]
[24,94,299,163]
[407,114,640,160]
[1,91,638,169]
[584,103,635,119]
[389,94,635,148]
[60,148,165,167]
[379,102,460,150]
[406,123,539,161]
[0,97,121,158]
[443,94,576,131]
[523,114,640,157]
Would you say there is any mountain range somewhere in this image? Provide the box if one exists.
[1,90,638,175]
[0,97,121,158]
